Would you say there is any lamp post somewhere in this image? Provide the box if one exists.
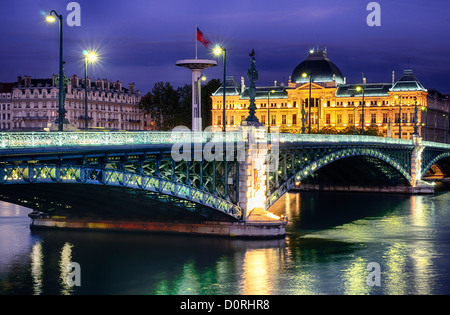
[395,95,402,139]
[46,10,65,131]
[421,105,428,140]
[302,72,312,134]
[444,114,449,143]
[83,50,97,130]
[196,74,207,130]
[413,99,419,136]
[213,45,226,132]
[356,85,365,135]
[267,89,275,133]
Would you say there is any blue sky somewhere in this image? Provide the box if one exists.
[1,0,449,93]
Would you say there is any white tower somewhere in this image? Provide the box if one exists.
[176,59,217,131]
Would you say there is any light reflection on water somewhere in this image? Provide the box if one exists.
[1,189,450,295]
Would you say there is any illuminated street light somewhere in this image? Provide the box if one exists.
[395,95,402,139]
[196,74,207,130]
[356,85,365,135]
[83,50,98,130]
[302,72,312,134]
[46,15,56,23]
[213,45,226,132]
[267,89,276,133]
[46,10,66,131]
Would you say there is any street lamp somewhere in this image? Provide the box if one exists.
[421,105,428,140]
[83,50,97,130]
[213,45,226,132]
[267,89,276,133]
[413,98,419,136]
[395,95,402,139]
[302,72,312,134]
[356,86,365,135]
[46,10,65,132]
[196,74,207,131]
[444,114,449,143]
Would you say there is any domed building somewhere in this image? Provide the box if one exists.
[291,49,345,85]
[211,48,449,142]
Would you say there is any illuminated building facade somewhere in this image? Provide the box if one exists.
[211,49,450,142]
[0,75,151,131]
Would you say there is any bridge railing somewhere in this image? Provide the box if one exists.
[422,141,450,150]
[273,133,415,146]
[1,131,448,150]
[0,131,246,149]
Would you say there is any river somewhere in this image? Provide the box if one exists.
[1,185,450,295]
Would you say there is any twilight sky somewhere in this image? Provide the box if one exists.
[1,0,449,94]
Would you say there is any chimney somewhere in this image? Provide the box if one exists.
[86,77,91,89]
[17,76,22,85]
[115,80,122,91]
[105,80,110,90]
[241,76,245,94]
[71,75,79,87]
[128,83,135,93]
[24,75,31,87]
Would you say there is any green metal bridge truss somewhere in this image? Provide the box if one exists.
[1,131,450,219]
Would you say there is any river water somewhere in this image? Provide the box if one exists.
[1,185,450,295]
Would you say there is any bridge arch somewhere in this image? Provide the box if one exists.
[266,148,412,209]
[421,152,450,179]
[0,164,243,220]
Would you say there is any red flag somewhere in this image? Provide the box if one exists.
[197,27,211,48]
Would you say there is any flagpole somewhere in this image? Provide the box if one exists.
[195,25,198,59]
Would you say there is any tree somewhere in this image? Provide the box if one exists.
[139,82,180,130]
[201,79,221,128]
[139,79,221,131]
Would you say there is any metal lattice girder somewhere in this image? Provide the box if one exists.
[0,164,242,220]
[421,151,450,178]
[265,146,414,209]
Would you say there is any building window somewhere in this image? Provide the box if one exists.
[292,114,297,125]
[230,116,234,125]
[395,113,400,123]
[271,115,276,125]
[371,114,377,124]
[217,115,221,125]
[383,113,388,123]
[402,113,408,123]
[282,115,287,124]
[348,114,354,124]
[326,114,331,125]
[337,114,342,124]
[261,115,266,124]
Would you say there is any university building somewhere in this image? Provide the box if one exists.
[0,75,153,131]
[211,49,450,142]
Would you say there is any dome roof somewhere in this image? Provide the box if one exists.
[291,49,344,85]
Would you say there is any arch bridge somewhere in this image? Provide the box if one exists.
[0,130,449,235]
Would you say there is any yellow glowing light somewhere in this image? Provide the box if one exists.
[356,86,362,92]
[46,15,56,23]
[213,46,223,55]
[201,76,207,81]
[83,50,97,62]
[302,73,308,78]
